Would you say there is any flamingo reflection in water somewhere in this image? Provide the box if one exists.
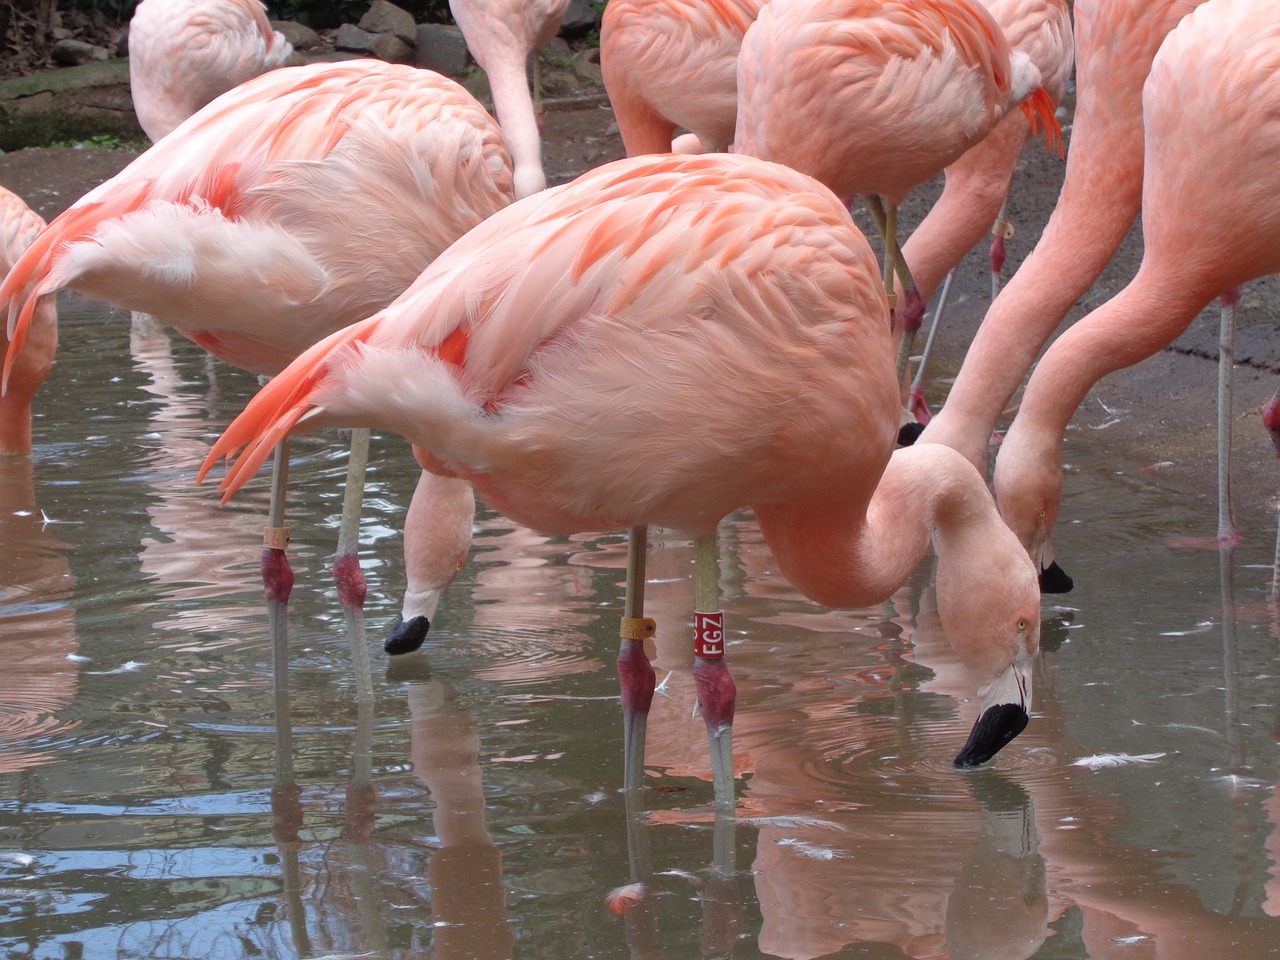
[617,525,1280,958]
[0,456,79,776]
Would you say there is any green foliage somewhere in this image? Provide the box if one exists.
[51,131,147,149]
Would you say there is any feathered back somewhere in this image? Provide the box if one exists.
[2,60,514,384]
[736,0,1059,200]
[129,0,293,141]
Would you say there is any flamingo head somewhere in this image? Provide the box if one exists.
[935,522,1041,768]
[992,420,1074,595]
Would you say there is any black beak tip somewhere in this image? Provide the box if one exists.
[953,703,1029,768]
[384,615,430,656]
[1038,560,1074,594]
[897,421,926,447]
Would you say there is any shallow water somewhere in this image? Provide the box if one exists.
[2,299,1280,960]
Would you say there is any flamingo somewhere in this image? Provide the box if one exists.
[917,0,1215,477]
[0,60,514,687]
[900,0,1073,422]
[600,0,768,155]
[127,0,293,142]
[0,185,52,458]
[733,0,1062,384]
[991,0,1280,589]
[449,0,571,198]
[201,152,1043,807]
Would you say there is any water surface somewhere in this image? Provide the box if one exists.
[2,299,1280,959]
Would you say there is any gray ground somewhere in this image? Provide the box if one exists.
[3,86,1280,546]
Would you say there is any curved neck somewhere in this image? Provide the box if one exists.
[901,114,1027,304]
[753,445,998,609]
[484,57,547,199]
[921,0,1190,470]
[1013,263,1221,444]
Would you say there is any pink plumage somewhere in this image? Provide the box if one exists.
[0,185,52,456]
[204,152,1042,767]
[601,0,767,155]
[128,0,293,141]
[920,0,1217,472]
[450,0,571,198]
[993,0,1280,582]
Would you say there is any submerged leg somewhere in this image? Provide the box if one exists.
[1217,289,1241,547]
[334,428,373,702]
[617,524,657,795]
[692,532,735,809]
[263,440,295,751]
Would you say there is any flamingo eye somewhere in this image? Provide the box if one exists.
[1038,509,1046,519]
[1016,618,1029,632]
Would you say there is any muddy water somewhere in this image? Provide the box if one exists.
[2,296,1280,960]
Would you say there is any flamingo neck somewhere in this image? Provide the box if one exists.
[1011,264,1224,446]
[920,0,1181,471]
[484,57,547,199]
[753,445,994,610]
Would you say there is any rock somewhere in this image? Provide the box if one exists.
[414,24,470,76]
[359,0,418,45]
[544,37,572,59]
[271,20,326,52]
[50,39,113,67]
[559,0,601,38]
[334,23,382,55]
[572,54,603,89]
[372,33,413,62]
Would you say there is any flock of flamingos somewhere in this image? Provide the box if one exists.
[0,0,1276,810]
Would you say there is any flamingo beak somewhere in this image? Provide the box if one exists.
[1038,560,1074,594]
[953,652,1032,768]
[385,615,431,655]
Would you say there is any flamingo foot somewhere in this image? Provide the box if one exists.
[385,614,430,655]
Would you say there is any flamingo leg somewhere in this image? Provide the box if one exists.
[990,195,1014,301]
[617,524,656,795]
[262,439,296,765]
[334,427,375,702]
[692,531,735,809]
[907,268,956,427]
[864,195,926,389]
[1218,289,1241,547]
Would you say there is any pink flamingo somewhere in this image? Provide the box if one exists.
[201,152,1043,807]
[900,0,1073,422]
[449,0,571,198]
[1,60,514,684]
[600,0,767,155]
[734,0,1062,383]
[0,184,52,457]
[127,0,293,142]
[918,0,1214,475]
[991,0,1280,588]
